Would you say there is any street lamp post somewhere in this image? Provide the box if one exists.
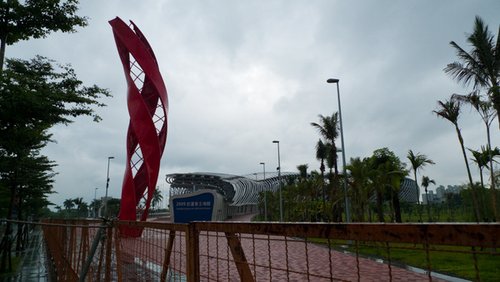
[94,188,98,218]
[272,140,283,222]
[260,162,267,221]
[104,156,114,217]
[327,78,351,223]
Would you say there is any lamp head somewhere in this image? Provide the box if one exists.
[272,140,279,144]
[327,78,339,83]
[260,162,265,165]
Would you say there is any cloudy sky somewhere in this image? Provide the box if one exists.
[7,0,500,208]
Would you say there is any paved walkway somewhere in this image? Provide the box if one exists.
[222,215,455,280]
[0,228,49,282]
[119,214,462,281]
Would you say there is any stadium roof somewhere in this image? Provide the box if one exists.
[166,172,297,206]
[166,173,418,207]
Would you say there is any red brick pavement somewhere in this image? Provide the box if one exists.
[196,233,445,281]
[118,215,450,281]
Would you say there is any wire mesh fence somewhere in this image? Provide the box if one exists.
[2,219,497,281]
[114,221,189,281]
[41,219,108,281]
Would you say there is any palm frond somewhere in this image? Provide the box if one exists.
[433,99,461,124]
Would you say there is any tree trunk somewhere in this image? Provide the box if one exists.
[333,152,339,179]
[392,190,402,223]
[0,34,7,72]
[320,160,325,217]
[15,194,24,255]
[455,124,481,222]
[1,156,21,272]
[479,167,484,190]
[477,168,489,221]
[425,188,431,221]
[376,189,384,222]
[413,170,420,204]
[486,124,498,221]
[0,185,16,272]
[490,84,500,130]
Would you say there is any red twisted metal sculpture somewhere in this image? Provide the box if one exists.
[109,17,168,236]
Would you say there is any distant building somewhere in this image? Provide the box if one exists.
[166,172,297,222]
[436,186,445,199]
[423,184,463,204]
[446,185,463,195]
[422,190,439,204]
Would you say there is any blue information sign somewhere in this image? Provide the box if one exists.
[172,192,214,223]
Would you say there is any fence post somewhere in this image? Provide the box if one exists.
[225,232,253,281]
[160,230,176,282]
[114,225,123,282]
[186,223,199,282]
[105,223,113,281]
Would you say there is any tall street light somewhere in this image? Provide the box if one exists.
[272,140,283,222]
[327,78,351,223]
[104,156,114,217]
[260,162,267,221]
[94,187,98,218]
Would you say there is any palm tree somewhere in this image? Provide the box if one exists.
[311,113,342,221]
[469,147,490,189]
[444,16,500,127]
[346,157,372,222]
[469,146,500,220]
[434,99,480,222]
[151,187,163,211]
[325,142,337,180]
[315,139,327,209]
[453,92,498,221]
[421,176,436,221]
[369,148,407,222]
[90,199,101,218]
[311,113,340,178]
[297,164,309,181]
[63,199,74,210]
[72,197,88,217]
[407,150,435,205]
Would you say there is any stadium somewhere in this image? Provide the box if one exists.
[166,172,418,222]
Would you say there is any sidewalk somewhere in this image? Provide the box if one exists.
[0,228,48,281]
[219,214,450,281]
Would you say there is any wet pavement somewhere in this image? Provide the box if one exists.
[0,227,48,282]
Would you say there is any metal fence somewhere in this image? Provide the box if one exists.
[35,219,500,281]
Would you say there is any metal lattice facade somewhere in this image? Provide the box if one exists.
[166,172,297,207]
[168,174,418,208]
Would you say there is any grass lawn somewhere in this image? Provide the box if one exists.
[310,239,499,281]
